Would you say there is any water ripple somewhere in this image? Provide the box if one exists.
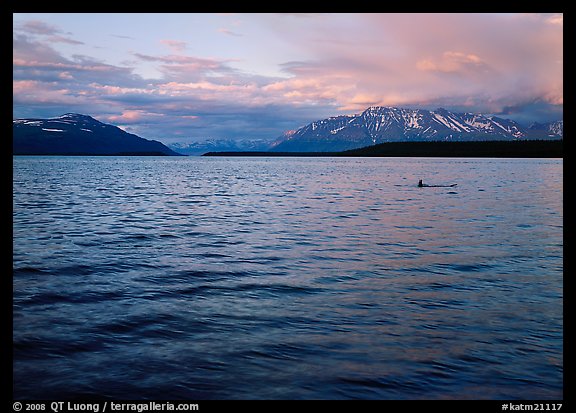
[13,156,563,400]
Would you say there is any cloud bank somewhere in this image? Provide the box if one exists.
[13,13,563,143]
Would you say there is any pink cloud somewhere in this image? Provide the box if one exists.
[417,51,487,73]
[13,80,39,93]
[13,80,83,105]
[160,39,187,52]
[253,13,563,115]
[107,110,146,123]
[546,14,563,25]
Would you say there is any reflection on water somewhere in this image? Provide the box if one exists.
[13,156,562,399]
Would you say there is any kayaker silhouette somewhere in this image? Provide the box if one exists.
[418,179,457,188]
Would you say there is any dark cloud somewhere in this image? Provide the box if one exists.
[14,32,146,89]
[19,20,61,35]
[495,99,564,124]
[16,20,84,45]
[13,33,68,64]
[111,34,135,40]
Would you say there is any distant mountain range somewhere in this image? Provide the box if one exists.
[168,139,271,156]
[269,106,563,152]
[13,113,180,156]
[14,108,563,156]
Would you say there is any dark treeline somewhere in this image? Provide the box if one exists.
[340,139,563,157]
[203,151,332,157]
[203,140,563,158]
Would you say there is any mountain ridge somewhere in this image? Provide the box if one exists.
[270,106,563,152]
[168,138,271,156]
[13,109,563,155]
[13,113,181,156]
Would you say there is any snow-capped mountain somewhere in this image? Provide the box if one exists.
[271,106,563,152]
[168,138,273,156]
[13,113,181,155]
[527,120,563,139]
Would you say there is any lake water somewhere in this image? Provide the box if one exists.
[13,156,563,400]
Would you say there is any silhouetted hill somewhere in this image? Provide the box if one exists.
[13,113,181,156]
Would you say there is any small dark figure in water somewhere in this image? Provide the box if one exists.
[418,179,457,188]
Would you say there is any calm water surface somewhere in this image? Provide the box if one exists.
[13,156,563,399]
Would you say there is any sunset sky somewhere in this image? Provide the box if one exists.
[13,13,563,144]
